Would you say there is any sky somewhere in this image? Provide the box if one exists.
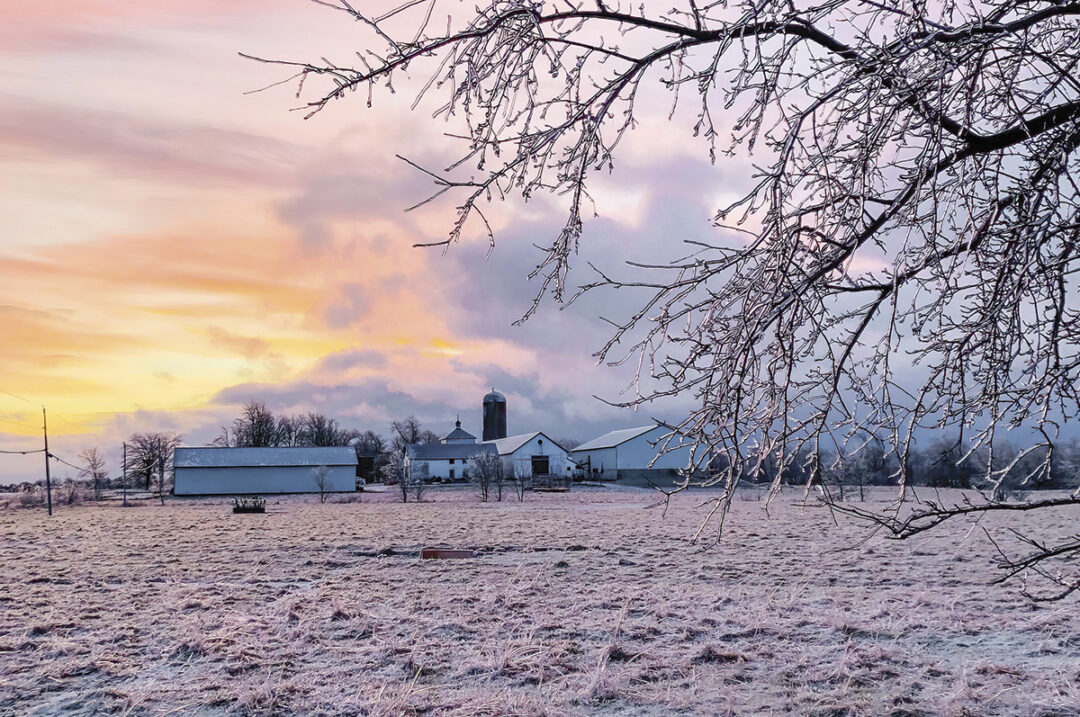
[0,1,751,484]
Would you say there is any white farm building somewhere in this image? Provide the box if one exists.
[570,424,701,485]
[404,420,497,482]
[173,446,357,495]
[484,432,573,479]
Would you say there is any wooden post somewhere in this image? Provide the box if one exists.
[122,442,128,506]
[158,456,165,505]
[43,407,52,517]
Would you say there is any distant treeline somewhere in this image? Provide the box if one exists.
[736,437,1080,493]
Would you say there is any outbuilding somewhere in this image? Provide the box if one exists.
[173,446,357,495]
[404,420,497,482]
[570,424,701,485]
[484,432,573,479]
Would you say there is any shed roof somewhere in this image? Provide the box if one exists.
[571,425,658,452]
[405,442,497,461]
[174,446,357,469]
[484,432,566,456]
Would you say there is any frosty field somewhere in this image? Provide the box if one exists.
[1,487,1078,716]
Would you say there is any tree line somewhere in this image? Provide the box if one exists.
[742,437,1080,498]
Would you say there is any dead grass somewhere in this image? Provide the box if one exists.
[1,487,1078,715]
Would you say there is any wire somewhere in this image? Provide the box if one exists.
[48,453,84,472]
[0,417,37,429]
[50,412,85,431]
[0,387,33,403]
[0,448,45,455]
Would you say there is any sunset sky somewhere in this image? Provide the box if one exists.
[0,1,747,483]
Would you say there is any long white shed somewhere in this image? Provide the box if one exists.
[570,424,701,484]
[173,446,357,495]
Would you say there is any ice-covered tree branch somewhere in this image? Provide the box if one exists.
[251,0,1080,593]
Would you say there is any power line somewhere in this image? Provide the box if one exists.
[0,417,37,429]
[48,453,83,472]
[0,448,45,455]
[50,412,85,431]
[0,386,33,404]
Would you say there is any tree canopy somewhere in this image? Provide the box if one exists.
[251,0,1080,597]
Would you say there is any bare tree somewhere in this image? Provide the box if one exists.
[418,429,441,445]
[355,430,386,456]
[60,478,83,506]
[312,464,331,503]
[411,462,429,503]
[241,400,278,446]
[156,456,167,505]
[302,412,347,446]
[556,437,582,451]
[216,400,279,447]
[493,459,508,502]
[77,447,107,500]
[254,0,1080,596]
[128,432,181,492]
[381,451,409,502]
[507,460,529,502]
[469,452,502,502]
[390,416,423,454]
[275,415,303,446]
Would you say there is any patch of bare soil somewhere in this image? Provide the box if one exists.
[1,488,1077,715]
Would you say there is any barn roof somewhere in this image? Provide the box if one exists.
[484,432,566,456]
[571,425,658,452]
[442,419,476,442]
[405,442,497,460]
[174,446,357,469]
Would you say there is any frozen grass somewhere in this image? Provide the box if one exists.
[1,487,1078,715]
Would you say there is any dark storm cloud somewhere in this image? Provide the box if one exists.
[441,154,745,352]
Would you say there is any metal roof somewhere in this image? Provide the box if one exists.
[483,389,506,403]
[443,427,476,442]
[571,425,659,452]
[405,443,497,460]
[174,446,357,469]
[483,432,566,456]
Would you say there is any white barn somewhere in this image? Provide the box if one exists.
[173,446,357,495]
[570,424,700,484]
[484,432,573,479]
[404,420,497,482]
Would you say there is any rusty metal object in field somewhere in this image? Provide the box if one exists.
[420,547,474,559]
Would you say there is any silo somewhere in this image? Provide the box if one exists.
[482,389,507,441]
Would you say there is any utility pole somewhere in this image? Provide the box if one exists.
[42,407,52,517]
[122,442,128,507]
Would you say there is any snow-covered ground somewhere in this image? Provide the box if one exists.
[1,487,1077,715]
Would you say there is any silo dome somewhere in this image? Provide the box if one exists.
[482,388,507,441]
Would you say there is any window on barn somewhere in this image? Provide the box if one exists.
[449,469,455,479]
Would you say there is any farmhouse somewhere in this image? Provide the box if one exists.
[484,432,573,479]
[173,446,357,495]
[404,420,497,482]
[571,424,700,485]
